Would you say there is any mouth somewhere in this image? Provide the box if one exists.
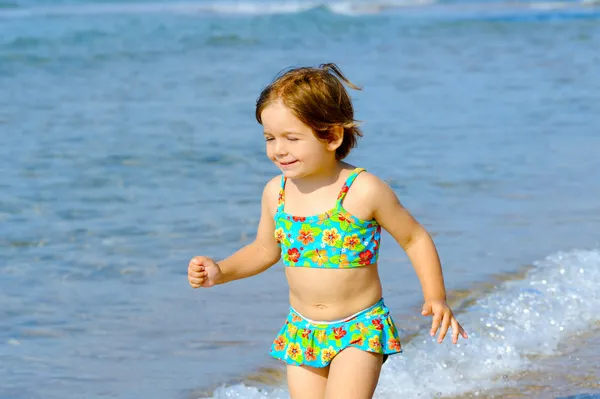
[279,160,298,167]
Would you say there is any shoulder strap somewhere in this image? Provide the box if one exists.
[336,168,365,207]
[277,175,286,213]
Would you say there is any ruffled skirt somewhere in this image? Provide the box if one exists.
[269,298,402,368]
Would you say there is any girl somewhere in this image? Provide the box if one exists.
[187,63,467,399]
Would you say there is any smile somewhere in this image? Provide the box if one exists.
[279,160,298,166]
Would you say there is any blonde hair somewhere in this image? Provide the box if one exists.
[255,63,363,160]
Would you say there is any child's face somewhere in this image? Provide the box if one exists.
[261,100,337,178]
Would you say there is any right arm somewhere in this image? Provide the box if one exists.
[213,176,281,284]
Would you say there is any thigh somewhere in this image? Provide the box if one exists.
[287,364,329,399]
[325,347,383,399]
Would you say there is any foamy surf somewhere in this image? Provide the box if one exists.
[0,0,600,19]
[0,1,434,18]
[203,249,600,398]
[2,0,598,21]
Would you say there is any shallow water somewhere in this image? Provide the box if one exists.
[1,1,599,398]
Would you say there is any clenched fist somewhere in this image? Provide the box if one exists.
[188,256,223,288]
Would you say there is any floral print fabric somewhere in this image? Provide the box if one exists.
[274,168,381,268]
[269,299,402,368]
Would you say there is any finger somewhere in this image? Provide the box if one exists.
[430,314,442,336]
[189,280,202,288]
[190,257,206,267]
[437,312,451,343]
[460,324,468,339]
[188,271,205,279]
[451,318,460,344]
[189,276,204,285]
[188,263,205,273]
[421,303,432,316]
[188,276,205,286]
[190,259,205,266]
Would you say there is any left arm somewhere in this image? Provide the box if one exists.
[368,175,468,344]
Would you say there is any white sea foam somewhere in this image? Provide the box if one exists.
[0,0,438,18]
[203,249,600,398]
[2,0,597,19]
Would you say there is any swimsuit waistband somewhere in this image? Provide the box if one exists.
[289,298,385,325]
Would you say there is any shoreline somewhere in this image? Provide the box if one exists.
[192,257,600,399]
[451,324,600,399]
[191,266,531,398]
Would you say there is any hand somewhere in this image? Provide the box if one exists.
[421,299,468,344]
[188,256,222,288]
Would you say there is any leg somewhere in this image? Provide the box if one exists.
[287,364,329,399]
[324,348,383,399]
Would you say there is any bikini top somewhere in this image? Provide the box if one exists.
[273,168,381,269]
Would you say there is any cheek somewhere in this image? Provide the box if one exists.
[305,141,329,158]
[264,142,274,157]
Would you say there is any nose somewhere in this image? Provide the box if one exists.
[273,139,288,156]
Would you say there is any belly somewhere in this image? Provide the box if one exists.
[285,263,383,321]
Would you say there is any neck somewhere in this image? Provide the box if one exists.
[291,161,348,193]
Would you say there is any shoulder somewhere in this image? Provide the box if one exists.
[264,174,282,193]
[262,175,283,211]
[351,170,402,216]
[352,171,412,229]
[353,170,397,199]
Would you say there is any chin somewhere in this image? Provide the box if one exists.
[281,169,302,178]
[279,165,307,179]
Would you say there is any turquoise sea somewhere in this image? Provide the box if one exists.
[1,0,599,398]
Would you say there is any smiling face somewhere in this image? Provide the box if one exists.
[262,100,340,179]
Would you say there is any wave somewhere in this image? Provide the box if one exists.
[203,249,600,398]
[0,1,392,18]
[1,0,598,21]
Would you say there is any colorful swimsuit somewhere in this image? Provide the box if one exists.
[269,168,402,367]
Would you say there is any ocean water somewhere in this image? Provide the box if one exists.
[1,1,600,398]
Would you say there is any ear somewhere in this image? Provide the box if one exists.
[326,125,344,152]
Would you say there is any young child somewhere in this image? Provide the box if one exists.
[187,63,467,399]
